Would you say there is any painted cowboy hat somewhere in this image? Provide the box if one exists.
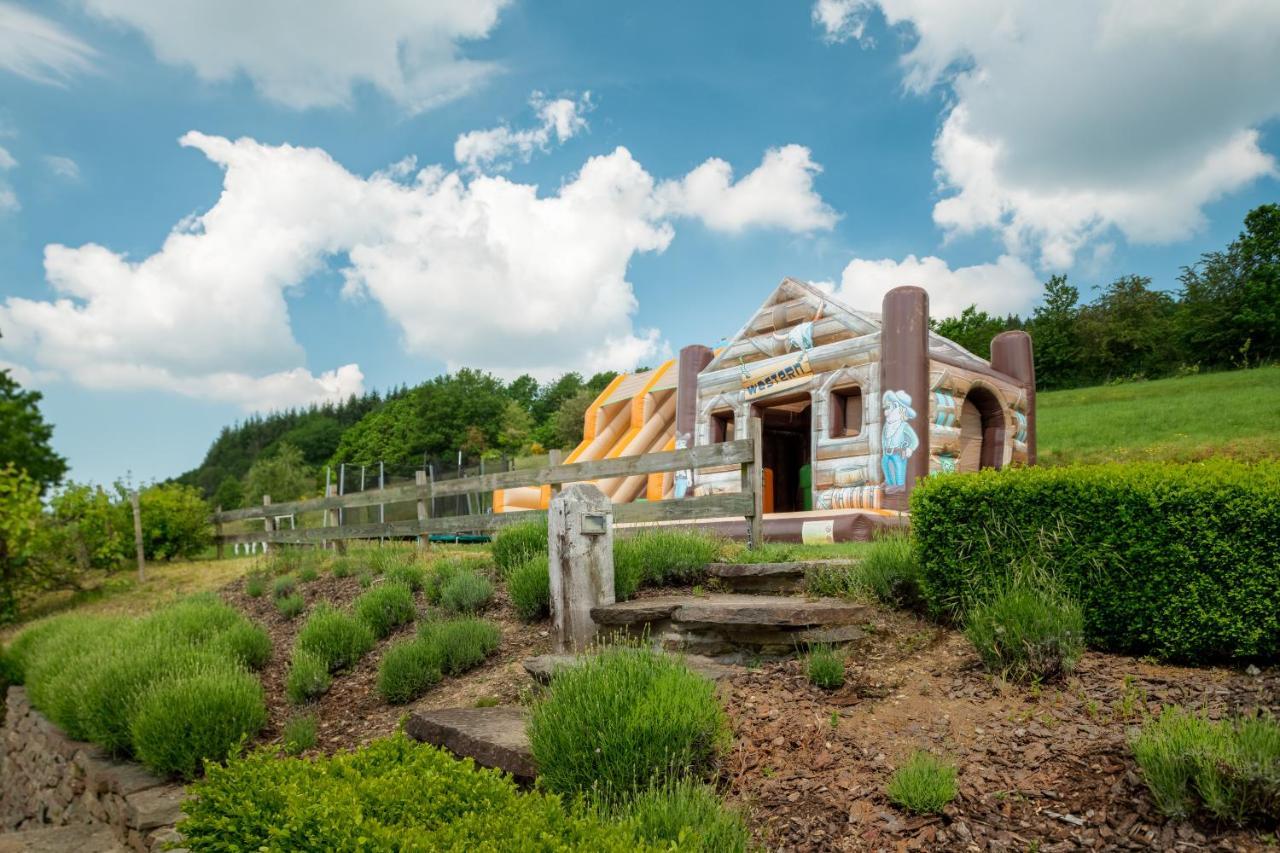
[881,390,917,419]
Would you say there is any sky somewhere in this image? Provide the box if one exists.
[1,0,1278,487]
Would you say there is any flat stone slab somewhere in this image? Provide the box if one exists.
[524,652,738,684]
[593,594,870,629]
[0,824,125,853]
[404,706,535,781]
[706,559,857,579]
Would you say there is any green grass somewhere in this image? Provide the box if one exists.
[613,529,724,600]
[295,606,375,672]
[352,583,416,638]
[418,617,502,676]
[285,649,331,704]
[806,644,845,690]
[272,575,297,599]
[965,579,1085,683]
[376,637,444,703]
[619,780,750,852]
[439,570,494,614]
[245,572,267,598]
[492,518,548,575]
[281,714,317,756]
[274,593,305,620]
[1038,366,1280,465]
[507,555,551,621]
[886,751,957,814]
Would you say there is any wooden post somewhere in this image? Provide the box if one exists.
[740,416,764,549]
[262,495,273,554]
[214,505,224,560]
[548,484,615,653]
[415,470,430,549]
[130,490,146,582]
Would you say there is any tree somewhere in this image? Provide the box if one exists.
[1076,275,1177,382]
[1027,275,1083,390]
[243,443,313,503]
[131,482,211,561]
[931,306,1022,360]
[552,389,597,449]
[0,464,44,623]
[212,475,244,511]
[50,482,129,571]
[0,369,68,493]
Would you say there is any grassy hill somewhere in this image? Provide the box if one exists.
[1037,365,1280,466]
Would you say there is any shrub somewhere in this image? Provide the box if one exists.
[330,556,353,578]
[886,751,957,814]
[1132,708,1280,825]
[622,780,749,853]
[805,562,861,599]
[859,533,924,610]
[529,646,730,804]
[353,583,416,638]
[358,570,375,589]
[377,637,443,704]
[366,545,417,576]
[613,529,722,600]
[130,667,267,779]
[912,461,1280,663]
[285,649,331,704]
[965,579,1085,683]
[492,517,548,576]
[439,570,493,614]
[296,607,375,672]
[281,715,317,756]
[215,622,272,670]
[179,735,648,851]
[274,594,305,620]
[272,575,297,599]
[419,618,502,676]
[806,644,845,690]
[298,564,319,583]
[722,541,797,564]
[424,558,464,604]
[135,482,212,561]
[385,562,427,592]
[245,572,267,598]
[508,555,551,621]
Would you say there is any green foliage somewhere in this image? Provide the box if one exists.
[912,461,1280,663]
[620,780,750,853]
[215,622,272,670]
[613,529,723,600]
[134,482,212,561]
[295,606,375,672]
[424,557,463,605]
[284,649,331,704]
[242,442,313,504]
[130,667,267,779]
[492,518,548,575]
[281,715,317,756]
[806,644,845,690]
[965,578,1085,683]
[272,574,297,599]
[353,582,416,638]
[439,569,493,614]
[376,637,443,704]
[418,617,502,676]
[529,646,730,805]
[211,475,243,512]
[274,593,306,620]
[508,555,551,621]
[930,305,1023,361]
[244,572,267,598]
[330,556,353,579]
[179,734,650,851]
[886,751,957,815]
[859,533,924,610]
[1132,708,1280,825]
[0,368,67,494]
[48,482,129,571]
[0,463,47,623]
[384,561,427,592]
[297,564,318,583]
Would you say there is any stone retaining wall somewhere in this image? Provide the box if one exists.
[0,687,183,852]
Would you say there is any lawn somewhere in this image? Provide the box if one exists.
[1036,365,1280,466]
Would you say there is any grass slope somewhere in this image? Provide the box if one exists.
[1037,366,1280,466]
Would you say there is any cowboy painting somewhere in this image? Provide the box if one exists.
[880,390,918,488]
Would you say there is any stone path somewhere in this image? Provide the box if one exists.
[0,824,125,853]
[705,559,858,593]
[403,707,535,781]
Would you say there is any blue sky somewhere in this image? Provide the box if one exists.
[1,0,1278,486]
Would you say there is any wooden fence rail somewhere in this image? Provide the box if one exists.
[212,417,765,550]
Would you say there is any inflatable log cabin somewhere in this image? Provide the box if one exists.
[495,278,1035,542]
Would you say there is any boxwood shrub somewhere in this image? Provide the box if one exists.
[911,461,1280,663]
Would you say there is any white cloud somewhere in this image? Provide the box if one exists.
[817,1,1280,267]
[1,132,837,402]
[454,91,591,173]
[0,2,96,85]
[45,155,80,179]
[836,253,1040,318]
[0,145,15,170]
[78,0,510,112]
[658,144,839,234]
[812,0,870,43]
[0,143,16,212]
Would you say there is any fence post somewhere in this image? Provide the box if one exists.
[740,416,764,549]
[262,495,273,555]
[548,484,614,653]
[215,505,224,560]
[130,490,145,582]
[415,470,430,549]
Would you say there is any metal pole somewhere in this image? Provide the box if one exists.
[379,461,385,525]
[338,464,346,527]
[130,490,145,582]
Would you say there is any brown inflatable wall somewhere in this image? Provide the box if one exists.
[989,330,1037,465]
[879,286,930,510]
[676,344,714,444]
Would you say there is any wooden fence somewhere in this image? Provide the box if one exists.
[211,417,765,551]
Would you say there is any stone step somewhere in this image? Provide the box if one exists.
[404,706,535,781]
[591,594,871,655]
[0,824,126,853]
[705,559,858,593]
[524,652,738,685]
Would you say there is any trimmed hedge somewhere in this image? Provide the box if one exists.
[911,461,1280,663]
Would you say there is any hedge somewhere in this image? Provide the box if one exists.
[911,461,1280,663]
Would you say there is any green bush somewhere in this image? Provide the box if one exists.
[272,575,297,599]
[507,555,551,621]
[613,529,723,600]
[366,545,417,576]
[529,646,730,804]
[353,583,416,638]
[296,606,375,672]
[274,593,305,620]
[492,517,548,575]
[419,618,502,675]
[179,735,650,851]
[331,557,353,579]
[358,570,375,589]
[424,557,464,604]
[244,572,267,598]
[1132,708,1280,825]
[886,751,957,814]
[215,622,272,670]
[860,533,924,610]
[130,667,267,779]
[281,715,317,756]
[621,780,749,853]
[285,649,331,704]
[439,570,493,614]
[134,482,212,561]
[385,562,427,592]
[965,578,1085,683]
[297,564,319,583]
[377,637,443,704]
[806,644,845,690]
[912,461,1280,663]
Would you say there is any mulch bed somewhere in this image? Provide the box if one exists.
[719,609,1279,852]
